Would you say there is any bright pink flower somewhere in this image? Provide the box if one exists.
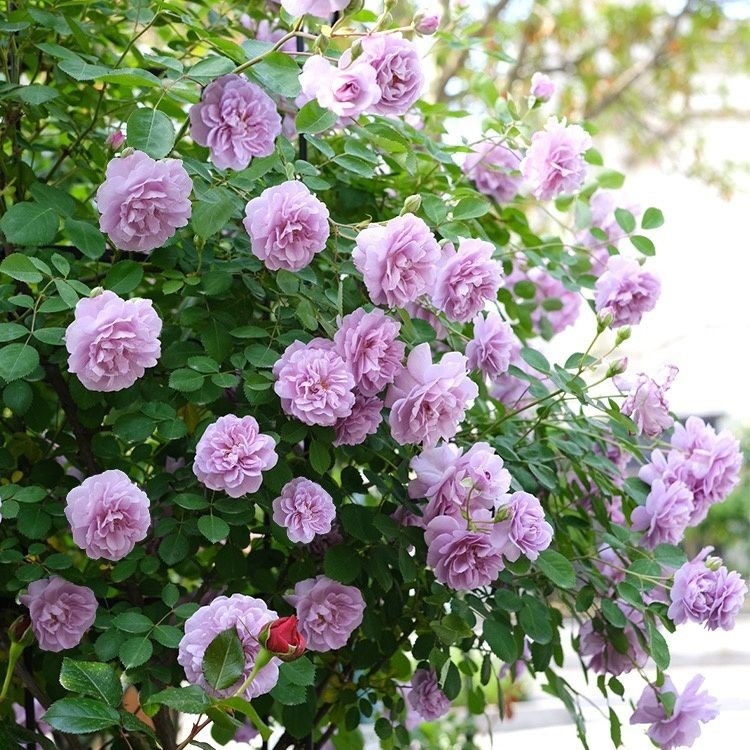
[353,214,441,308]
[274,341,356,426]
[520,117,592,200]
[594,255,660,328]
[96,150,192,253]
[385,343,478,447]
[287,576,365,651]
[630,675,719,750]
[20,577,97,652]
[243,181,330,272]
[431,239,503,323]
[178,595,280,699]
[65,290,162,392]
[193,414,278,497]
[334,308,404,396]
[272,478,336,544]
[189,74,281,171]
[466,311,516,378]
[408,669,451,720]
[462,142,522,204]
[65,469,150,561]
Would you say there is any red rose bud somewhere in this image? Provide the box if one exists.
[259,616,306,661]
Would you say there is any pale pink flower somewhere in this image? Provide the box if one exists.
[594,255,660,328]
[530,72,555,101]
[333,393,383,446]
[462,142,522,204]
[298,56,381,118]
[407,669,451,720]
[281,0,348,16]
[615,365,678,437]
[466,311,516,378]
[272,478,336,543]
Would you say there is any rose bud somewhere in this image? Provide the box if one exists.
[258,615,306,662]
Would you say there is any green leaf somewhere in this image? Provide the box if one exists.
[127,108,176,159]
[641,207,664,230]
[518,596,553,644]
[295,100,339,134]
[192,188,236,238]
[58,58,112,80]
[187,56,235,80]
[0,253,45,283]
[249,52,301,97]
[43,697,120,734]
[0,323,29,342]
[309,440,331,474]
[597,170,625,189]
[145,685,210,714]
[105,261,143,294]
[601,599,627,628]
[112,611,153,634]
[119,637,153,669]
[629,234,656,256]
[152,624,184,648]
[4,379,33,413]
[520,347,550,374]
[536,549,577,589]
[197,515,230,542]
[452,195,491,220]
[614,207,636,233]
[0,203,58,246]
[270,671,307,706]
[65,218,105,259]
[324,545,362,584]
[278,657,315,686]
[0,343,40,382]
[482,618,518,662]
[169,368,205,392]
[59,658,122,707]
[648,620,670,670]
[202,627,245,691]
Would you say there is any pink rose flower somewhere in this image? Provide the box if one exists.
[65,469,151,561]
[466,311,516,378]
[431,238,503,323]
[243,181,330,272]
[520,117,592,200]
[595,255,660,328]
[281,0,348,16]
[96,150,192,253]
[333,393,384,446]
[615,365,677,437]
[334,308,404,396]
[463,142,522,204]
[298,56,381,119]
[178,594,280,699]
[193,414,278,497]
[530,72,555,101]
[385,343,478,447]
[65,290,162,392]
[425,512,504,589]
[20,576,97,652]
[274,340,356,426]
[286,575,365,651]
[341,34,424,116]
[631,478,694,548]
[272,478,336,544]
[353,214,441,308]
[105,130,125,150]
[189,74,281,171]
[492,491,553,562]
[414,12,441,36]
[407,669,451,721]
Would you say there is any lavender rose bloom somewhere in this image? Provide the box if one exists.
[492,491,553,562]
[193,414,278,497]
[272,478,336,544]
[594,255,661,328]
[287,575,365,651]
[334,308,404,396]
[462,142,522,204]
[520,117,592,200]
[178,595,280,699]
[298,55,381,118]
[189,74,281,171]
[615,365,677,437]
[530,72,555,101]
[466,311,516,378]
[385,343,478,447]
[96,150,192,253]
[243,181,330,272]
[65,470,150,561]
[333,393,383,446]
[345,34,424,116]
[274,341,356,426]
[65,290,162,392]
[425,512,504,590]
[630,478,694,548]
[431,239,503,323]
[407,669,451,721]
[20,576,97,652]
[630,675,719,750]
[281,0,348,16]
[353,214,441,308]
[579,605,648,676]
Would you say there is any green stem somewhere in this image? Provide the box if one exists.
[0,641,25,702]
[231,646,273,699]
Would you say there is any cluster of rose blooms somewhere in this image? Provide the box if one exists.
[12,1,748,746]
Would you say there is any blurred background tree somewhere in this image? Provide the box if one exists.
[403,0,750,195]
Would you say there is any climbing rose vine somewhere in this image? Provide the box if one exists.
[0,2,744,749]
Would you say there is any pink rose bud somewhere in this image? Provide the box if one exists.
[414,12,440,35]
[239,13,252,29]
[105,130,125,150]
[259,616,306,661]
[530,72,555,101]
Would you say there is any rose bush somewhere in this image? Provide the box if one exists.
[0,2,745,750]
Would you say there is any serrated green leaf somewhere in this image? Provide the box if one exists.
[59,658,122,707]
[119,637,153,669]
[202,627,245,691]
[197,514,230,542]
[296,100,339,134]
[127,108,176,159]
[536,548,577,589]
[43,697,120,734]
[0,343,39,382]
[145,685,210,714]
[0,203,58,246]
